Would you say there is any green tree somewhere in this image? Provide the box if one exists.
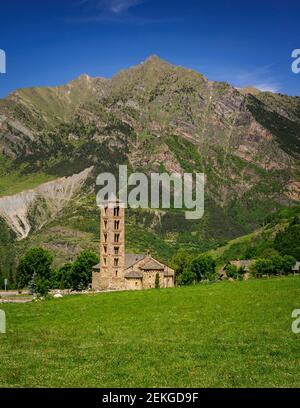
[177,268,196,285]
[188,254,216,282]
[170,250,191,284]
[253,258,273,277]
[51,263,73,289]
[17,247,53,294]
[70,251,99,290]
[155,273,160,289]
[282,255,296,275]
[271,255,285,275]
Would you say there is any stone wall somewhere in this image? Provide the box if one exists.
[126,278,143,290]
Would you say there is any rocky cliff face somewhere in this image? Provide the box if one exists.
[0,167,93,239]
[0,56,299,268]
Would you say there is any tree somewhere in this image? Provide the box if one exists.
[155,273,160,289]
[282,255,296,275]
[17,248,53,295]
[177,268,196,285]
[188,254,216,282]
[51,263,73,289]
[70,251,99,290]
[170,250,191,284]
[271,255,285,275]
[253,258,273,277]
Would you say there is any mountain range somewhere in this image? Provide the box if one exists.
[0,55,299,281]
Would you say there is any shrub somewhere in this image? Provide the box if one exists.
[225,264,239,279]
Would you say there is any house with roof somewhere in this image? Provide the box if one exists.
[219,260,253,280]
[292,261,300,274]
[92,201,174,291]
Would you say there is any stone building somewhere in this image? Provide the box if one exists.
[92,201,175,291]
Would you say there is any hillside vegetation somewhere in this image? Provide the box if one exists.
[206,205,300,266]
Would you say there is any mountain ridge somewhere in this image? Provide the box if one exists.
[0,56,299,281]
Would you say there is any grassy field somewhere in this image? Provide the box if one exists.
[0,172,56,197]
[1,276,300,388]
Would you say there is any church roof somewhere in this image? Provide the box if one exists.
[141,259,164,270]
[93,254,174,275]
[124,270,143,279]
[125,253,146,269]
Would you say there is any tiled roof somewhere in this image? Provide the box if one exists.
[124,271,143,279]
[125,253,146,269]
[141,259,164,270]
[93,254,146,272]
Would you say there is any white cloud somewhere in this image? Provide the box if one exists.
[253,83,280,93]
[106,0,144,14]
[199,63,281,94]
[71,0,178,24]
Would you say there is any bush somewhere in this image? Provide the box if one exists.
[225,264,238,279]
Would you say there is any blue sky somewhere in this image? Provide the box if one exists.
[0,0,300,98]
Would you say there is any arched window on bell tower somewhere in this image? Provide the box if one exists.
[99,201,125,286]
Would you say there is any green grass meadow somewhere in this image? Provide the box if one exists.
[1,276,300,388]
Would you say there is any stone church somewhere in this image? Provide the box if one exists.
[92,201,175,291]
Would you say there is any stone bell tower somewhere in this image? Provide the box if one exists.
[96,200,126,290]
